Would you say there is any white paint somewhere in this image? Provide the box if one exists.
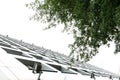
[0,48,38,80]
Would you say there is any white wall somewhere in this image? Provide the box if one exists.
[0,48,38,80]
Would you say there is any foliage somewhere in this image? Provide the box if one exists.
[26,0,120,62]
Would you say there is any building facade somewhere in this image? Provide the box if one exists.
[0,34,119,80]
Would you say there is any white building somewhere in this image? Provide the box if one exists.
[0,34,119,80]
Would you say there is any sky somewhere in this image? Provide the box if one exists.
[0,0,120,76]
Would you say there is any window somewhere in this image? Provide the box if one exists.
[0,42,12,48]
[16,58,57,73]
[30,54,52,62]
[47,64,76,74]
[2,48,31,58]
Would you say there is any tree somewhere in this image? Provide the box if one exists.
[26,0,120,62]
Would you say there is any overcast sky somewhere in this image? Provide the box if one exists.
[0,0,120,75]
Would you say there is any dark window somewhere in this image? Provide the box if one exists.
[16,58,41,73]
[70,68,91,75]
[30,54,51,62]
[0,43,11,48]
[47,64,76,74]
[18,47,30,52]
[2,48,31,58]
[16,58,57,73]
